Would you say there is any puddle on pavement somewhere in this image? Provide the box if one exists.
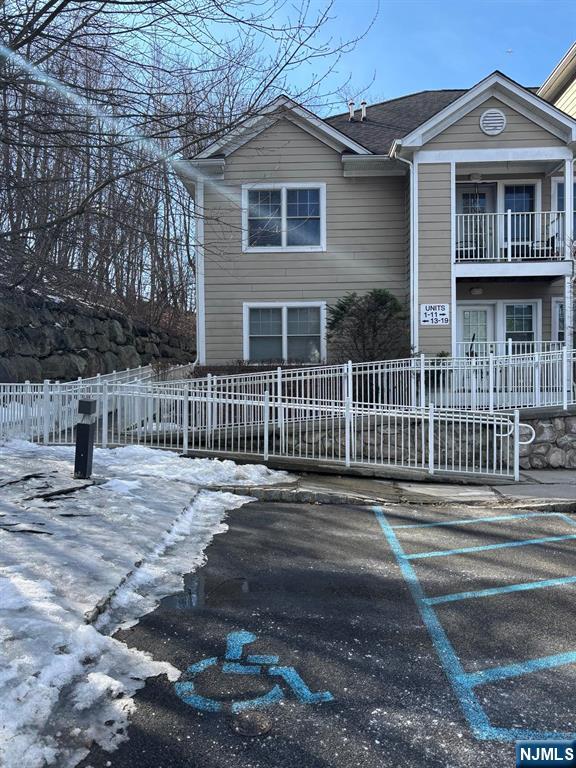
[158,571,250,612]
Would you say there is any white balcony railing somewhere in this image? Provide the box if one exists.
[455,210,566,262]
[455,340,565,358]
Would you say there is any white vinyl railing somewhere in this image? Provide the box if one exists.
[455,210,565,262]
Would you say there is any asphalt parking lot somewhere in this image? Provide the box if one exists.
[81,500,576,768]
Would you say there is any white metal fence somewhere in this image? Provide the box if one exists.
[0,381,523,480]
[158,349,575,412]
[1,350,562,480]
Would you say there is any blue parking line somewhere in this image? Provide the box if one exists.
[392,511,557,530]
[425,575,576,605]
[463,651,576,688]
[372,506,492,739]
[406,534,576,560]
[372,505,576,742]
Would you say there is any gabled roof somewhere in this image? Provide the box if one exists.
[538,43,576,102]
[325,90,466,155]
[395,71,576,150]
[194,95,372,160]
[190,69,576,167]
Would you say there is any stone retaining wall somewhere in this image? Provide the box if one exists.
[519,412,576,469]
[0,287,195,382]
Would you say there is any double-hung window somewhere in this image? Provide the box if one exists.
[243,184,325,251]
[504,303,535,343]
[244,303,325,363]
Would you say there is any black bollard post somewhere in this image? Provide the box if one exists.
[74,399,97,479]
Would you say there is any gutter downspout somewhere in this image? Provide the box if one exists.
[194,180,206,366]
[392,141,418,353]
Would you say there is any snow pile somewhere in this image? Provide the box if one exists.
[0,441,287,767]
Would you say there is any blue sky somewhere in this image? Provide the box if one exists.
[307,0,576,110]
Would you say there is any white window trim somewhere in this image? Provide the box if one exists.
[243,301,327,363]
[241,182,327,253]
[552,296,565,341]
[456,299,542,344]
[551,176,576,213]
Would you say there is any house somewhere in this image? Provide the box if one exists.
[183,44,576,366]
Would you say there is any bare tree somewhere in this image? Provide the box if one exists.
[0,0,372,330]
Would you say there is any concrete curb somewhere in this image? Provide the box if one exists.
[210,482,576,513]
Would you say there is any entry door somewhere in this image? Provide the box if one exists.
[457,184,497,259]
[457,304,495,356]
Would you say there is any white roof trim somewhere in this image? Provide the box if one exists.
[398,72,576,149]
[538,43,576,101]
[193,95,372,159]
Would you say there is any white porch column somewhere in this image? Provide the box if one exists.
[564,158,574,351]
[564,158,573,260]
[565,275,573,352]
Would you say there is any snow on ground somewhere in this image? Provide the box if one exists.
[0,441,287,768]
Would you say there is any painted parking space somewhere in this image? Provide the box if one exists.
[375,506,576,742]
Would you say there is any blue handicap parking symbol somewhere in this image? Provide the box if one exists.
[174,630,334,714]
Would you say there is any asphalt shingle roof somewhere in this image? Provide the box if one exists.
[325,89,468,154]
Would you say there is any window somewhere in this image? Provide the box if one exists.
[244,184,325,251]
[554,182,576,234]
[505,303,535,343]
[504,184,535,243]
[553,299,565,343]
[244,303,325,363]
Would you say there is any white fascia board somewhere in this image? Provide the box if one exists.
[400,73,576,149]
[194,95,371,160]
[538,43,576,101]
[454,261,573,278]
[416,147,574,163]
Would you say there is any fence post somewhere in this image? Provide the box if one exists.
[513,409,520,482]
[23,380,31,438]
[277,367,285,451]
[206,373,213,435]
[563,346,569,410]
[534,352,541,408]
[42,379,50,444]
[344,393,352,468]
[488,353,495,411]
[420,353,426,408]
[506,208,512,262]
[347,360,353,402]
[470,358,478,411]
[263,389,269,461]
[508,338,513,357]
[182,386,189,455]
[428,403,435,476]
[101,382,108,448]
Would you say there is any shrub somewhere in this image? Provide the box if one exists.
[327,289,410,362]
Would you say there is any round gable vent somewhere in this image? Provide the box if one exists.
[480,108,506,136]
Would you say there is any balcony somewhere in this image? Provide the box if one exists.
[455,211,566,263]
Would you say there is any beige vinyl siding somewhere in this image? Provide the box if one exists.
[426,97,563,150]
[456,278,564,341]
[417,163,452,355]
[203,118,409,364]
[555,80,576,118]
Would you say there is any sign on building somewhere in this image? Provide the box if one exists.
[420,303,450,326]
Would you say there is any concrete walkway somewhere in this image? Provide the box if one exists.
[213,469,576,512]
